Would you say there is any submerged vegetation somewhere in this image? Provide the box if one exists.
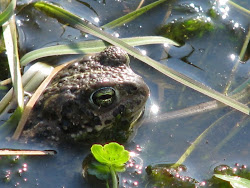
[157,16,214,45]
[146,163,250,187]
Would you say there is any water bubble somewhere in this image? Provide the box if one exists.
[93,17,100,23]
[199,48,205,53]
[133,181,138,186]
[140,49,147,55]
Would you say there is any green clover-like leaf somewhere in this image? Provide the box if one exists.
[91,142,130,167]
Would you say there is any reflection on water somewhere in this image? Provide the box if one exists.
[0,0,249,187]
[150,104,160,115]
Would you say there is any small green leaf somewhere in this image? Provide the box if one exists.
[214,174,250,188]
[0,0,16,26]
[91,142,130,167]
[87,162,111,180]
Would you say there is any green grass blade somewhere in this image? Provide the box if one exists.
[214,174,250,188]
[2,2,24,111]
[0,0,16,25]
[0,106,22,138]
[228,0,250,16]
[171,110,235,168]
[33,1,249,115]
[102,0,167,29]
[20,36,179,66]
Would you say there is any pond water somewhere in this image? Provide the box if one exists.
[0,0,249,187]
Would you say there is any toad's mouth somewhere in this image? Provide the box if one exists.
[71,104,146,143]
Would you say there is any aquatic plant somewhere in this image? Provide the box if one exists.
[214,174,250,188]
[146,163,250,188]
[157,16,214,44]
[89,142,130,188]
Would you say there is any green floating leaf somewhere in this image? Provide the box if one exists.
[0,0,16,26]
[102,0,167,29]
[214,174,250,188]
[91,142,130,167]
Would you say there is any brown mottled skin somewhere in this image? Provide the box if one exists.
[22,46,149,145]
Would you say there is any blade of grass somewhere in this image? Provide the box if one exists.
[228,0,250,16]
[0,0,16,25]
[0,106,22,137]
[136,0,145,10]
[0,149,56,155]
[33,1,250,115]
[171,110,235,168]
[239,26,250,61]
[0,64,52,140]
[0,62,53,114]
[102,0,167,29]
[204,115,249,160]
[223,26,250,94]
[20,36,179,66]
[145,78,249,123]
[1,0,24,136]
[3,14,24,109]
[0,63,53,139]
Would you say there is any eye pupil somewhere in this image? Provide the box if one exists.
[91,87,116,107]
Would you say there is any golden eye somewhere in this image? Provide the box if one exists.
[90,87,116,107]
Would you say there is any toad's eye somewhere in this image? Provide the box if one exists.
[90,87,116,107]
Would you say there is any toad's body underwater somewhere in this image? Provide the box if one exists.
[21,46,149,145]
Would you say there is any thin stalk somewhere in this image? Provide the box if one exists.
[0,0,16,25]
[145,79,249,124]
[20,36,179,66]
[228,0,250,16]
[171,110,235,168]
[102,0,167,29]
[203,115,249,160]
[136,0,145,10]
[239,26,250,61]
[110,166,118,188]
[0,62,53,114]
[224,26,250,94]
[106,181,110,188]
[0,149,56,155]
[2,0,23,110]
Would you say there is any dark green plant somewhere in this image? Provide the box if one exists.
[157,16,214,45]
